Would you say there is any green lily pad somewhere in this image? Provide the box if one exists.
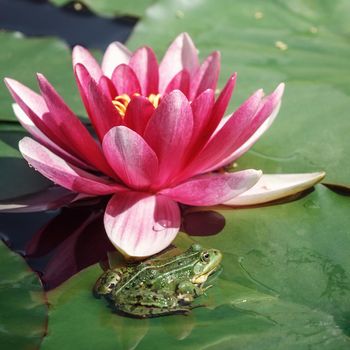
[41,186,350,349]
[49,0,156,18]
[127,0,350,186]
[0,124,51,200]
[0,240,48,349]
[0,31,86,122]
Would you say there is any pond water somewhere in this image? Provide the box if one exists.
[0,0,136,49]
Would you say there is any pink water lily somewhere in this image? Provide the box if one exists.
[4,33,324,258]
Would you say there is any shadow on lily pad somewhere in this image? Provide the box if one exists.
[181,210,226,236]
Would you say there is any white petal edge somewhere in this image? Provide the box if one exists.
[224,172,325,206]
[101,42,131,78]
[72,45,103,82]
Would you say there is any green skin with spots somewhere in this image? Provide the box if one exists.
[93,244,222,318]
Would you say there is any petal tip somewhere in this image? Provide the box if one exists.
[256,88,264,98]
[72,45,84,62]
[72,45,85,54]
[313,171,326,182]
[276,82,285,96]
[178,32,193,42]
[3,77,16,88]
[35,72,47,85]
[18,136,30,152]
[74,62,88,77]
[256,169,263,177]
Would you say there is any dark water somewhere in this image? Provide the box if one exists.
[0,0,136,49]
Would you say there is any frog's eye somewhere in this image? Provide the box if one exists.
[201,252,211,263]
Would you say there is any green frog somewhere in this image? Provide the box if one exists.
[93,244,222,318]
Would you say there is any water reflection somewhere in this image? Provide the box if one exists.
[0,193,225,290]
[0,199,115,289]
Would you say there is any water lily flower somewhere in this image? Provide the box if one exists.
[4,33,324,258]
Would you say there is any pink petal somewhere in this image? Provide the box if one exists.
[160,169,262,206]
[190,51,221,100]
[123,96,155,135]
[12,103,89,169]
[224,172,325,206]
[111,64,141,96]
[159,33,199,93]
[144,90,193,186]
[206,74,237,136]
[163,69,190,97]
[129,46,159,96]
[204,83,285,172]
[37,74,115,177]
[215,99,282,168]
[75,64,122,141]
[4,78,65,147]
[19,137,124,195]
[5,79,102,172]
[72,45,102,82]
[102,126,158,189]
[178,88,264,180]
[188,89,215,154]
[98,76,117,100]
[101,42,131,78]
[104,192,180,257]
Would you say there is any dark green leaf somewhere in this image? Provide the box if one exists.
[0,241,47,349]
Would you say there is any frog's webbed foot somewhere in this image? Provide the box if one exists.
[115,303,192,318]
[202,284,213,295]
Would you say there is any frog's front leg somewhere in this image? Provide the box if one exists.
[176,280,205,305]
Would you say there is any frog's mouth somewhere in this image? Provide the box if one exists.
[192,265,220,284]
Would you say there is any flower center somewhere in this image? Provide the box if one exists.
[112,93,161,117]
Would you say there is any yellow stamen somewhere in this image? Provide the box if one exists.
[112,93,161,117]
[148,93,161,108]
[112,94,131,116]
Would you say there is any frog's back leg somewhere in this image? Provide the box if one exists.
[93,269,122,298]
[114,304,192,318]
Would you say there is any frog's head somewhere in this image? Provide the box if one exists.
[190,244,222,284]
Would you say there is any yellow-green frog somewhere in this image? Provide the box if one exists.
[93,244,222,318]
